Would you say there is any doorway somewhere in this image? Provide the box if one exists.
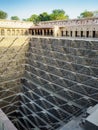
[75,31,77,37]
[92,31,96,38]
[81,31,83,37]
[86,31,89,37]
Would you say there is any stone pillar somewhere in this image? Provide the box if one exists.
[15,29,17,36]
[72,31,75,37]
[26,30,29,35]
[84,31,86,37]
[78,31,80,37]
[35,29,38,35]
[42,29,44,36]
[21,30,23,36]
[29,29,32,35]
[16,30,19,36]
[10,29,12,36]
[89,30,93,37]
[53,26,59,37]
[90,31,93,38]
[33,29,35,35]
[96,31,98,38]
[4,29,7,36]
[12,29,15,36]
[45,29,48,36]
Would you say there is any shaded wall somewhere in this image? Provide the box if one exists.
[21,37,98,130]
[0,36,30,118]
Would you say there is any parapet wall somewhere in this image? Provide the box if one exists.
[39,17,98,26]
[0,19,34,36]
[0,19,33,28]
[31,17,98,37]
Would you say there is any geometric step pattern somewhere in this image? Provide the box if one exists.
[0,36,30,129]
[0,37,98,130]
[17,38,98,130]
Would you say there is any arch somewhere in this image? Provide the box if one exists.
[75,30,77,37]
[92,28,96,38]
[25,30,28,35]
[12,29,15,35]
[38,30,40,35]
[44,30,46,35]
[16,30,19,35]
[47,29,49,35]
[92,31,96,37]
[51,30,53,36]
[66,30,68,36]
[7,29,11,35]
[21,30,24,35]
[31,30,34,35]
[80,30,83,37]
[61,31,64,36]
[86,31,89,37]
[40,30,42,35]
[35,30,38,35]
[70,31,72,37]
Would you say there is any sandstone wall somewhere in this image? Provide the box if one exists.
[0,36,30,113]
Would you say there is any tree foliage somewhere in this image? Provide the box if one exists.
[0,10,7,19]
[26,9,69,23]
[50,9,69,20]
[27,14,39,23]
[11,16,20,20]
[38,12,50,21]
[78,10,94,18]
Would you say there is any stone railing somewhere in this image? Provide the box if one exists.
[39,17,98,27]
[0,19,33,28]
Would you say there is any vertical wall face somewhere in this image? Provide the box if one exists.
[0,36,30,121]
[0,37,29,82]
[21,38,98,130]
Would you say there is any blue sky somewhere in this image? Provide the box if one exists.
[0,0,98,20]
